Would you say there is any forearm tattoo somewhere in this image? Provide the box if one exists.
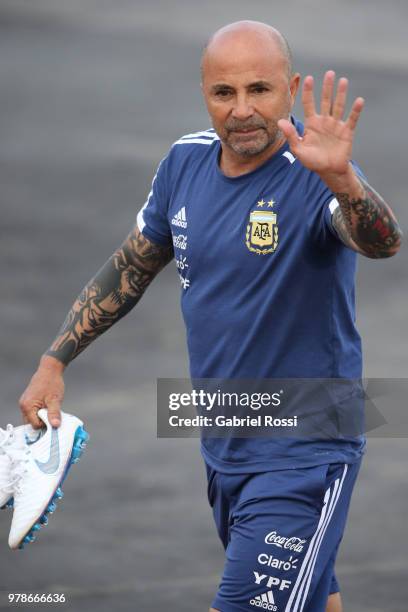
[332,177,403,258]
[46,229,173,365]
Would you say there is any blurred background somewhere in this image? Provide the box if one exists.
[0,1,406,610]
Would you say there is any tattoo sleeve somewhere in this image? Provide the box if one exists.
[332,176,403,258]
[46,228,173,366]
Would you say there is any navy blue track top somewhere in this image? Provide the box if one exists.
[137,118,366,472]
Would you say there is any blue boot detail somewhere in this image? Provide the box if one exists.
[23,534,35,543]
[63,426,90,475]
[40,514,48,525]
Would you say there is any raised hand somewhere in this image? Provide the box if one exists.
[278,70,364,177]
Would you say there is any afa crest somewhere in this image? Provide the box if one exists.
[245,199,278,255]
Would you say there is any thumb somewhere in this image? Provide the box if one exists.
[278,119,302,153]
[45,396,62,428]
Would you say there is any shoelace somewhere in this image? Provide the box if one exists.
[0,425,30,494]
[0,424,14,449]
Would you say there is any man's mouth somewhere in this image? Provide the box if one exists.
[231,127,263,135]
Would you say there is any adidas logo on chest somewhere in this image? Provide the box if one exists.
[171,206,187,229]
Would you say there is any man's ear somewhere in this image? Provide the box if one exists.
[290,73,301,107]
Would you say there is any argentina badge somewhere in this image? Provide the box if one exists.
[245,199,279,255]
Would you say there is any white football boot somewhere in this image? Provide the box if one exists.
[8,408,89,550]
[0,423,41,509]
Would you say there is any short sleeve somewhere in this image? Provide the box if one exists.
[136,156,172,246]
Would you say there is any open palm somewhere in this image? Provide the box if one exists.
[278,71,365,176]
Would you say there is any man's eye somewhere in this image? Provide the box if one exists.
[252,86,268,94]
[215,90,232,97]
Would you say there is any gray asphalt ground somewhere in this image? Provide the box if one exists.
[0,1,407,610]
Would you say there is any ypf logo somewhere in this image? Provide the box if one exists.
[253,571,292,591]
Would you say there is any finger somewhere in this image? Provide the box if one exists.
[320,70,336,116]
[301,75,316,118]
[45,396,62,427]
[19,396,44,429]
[332,77,348,120]
[24,406,44,429]
[278,119,302,153]
[346,97,365,131]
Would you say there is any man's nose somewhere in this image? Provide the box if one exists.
[231,94,254,120]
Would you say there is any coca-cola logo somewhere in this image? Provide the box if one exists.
[172,234,187,250]
[264,531,307,553]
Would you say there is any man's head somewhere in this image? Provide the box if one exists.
[201,21,300,159]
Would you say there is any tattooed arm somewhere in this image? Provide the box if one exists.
[326,167,402,258]
[19,228,173,427]
[46,228,173,364]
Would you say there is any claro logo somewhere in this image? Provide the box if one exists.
[264,531,307,553]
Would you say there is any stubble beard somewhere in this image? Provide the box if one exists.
[222,122,284,158]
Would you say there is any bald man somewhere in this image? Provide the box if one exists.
[20,20,401,612]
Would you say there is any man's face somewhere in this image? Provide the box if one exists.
[201,39,299,158]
